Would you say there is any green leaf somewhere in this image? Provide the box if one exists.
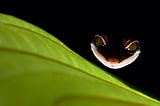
[0,13,159,106]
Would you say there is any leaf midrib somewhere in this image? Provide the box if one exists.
[0,47,159,104]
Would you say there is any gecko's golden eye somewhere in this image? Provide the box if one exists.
[125,40,140,53]
[94,35,108,46]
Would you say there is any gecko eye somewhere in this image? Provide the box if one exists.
[125,40,140,54]
[94,35,108,46]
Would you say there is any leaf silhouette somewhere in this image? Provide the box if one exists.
[0,13,160,106]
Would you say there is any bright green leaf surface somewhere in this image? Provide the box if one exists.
[0,13,160,106]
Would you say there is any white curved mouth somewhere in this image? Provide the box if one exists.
[91,43,141,69]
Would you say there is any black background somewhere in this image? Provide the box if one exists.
[1,1,160,100]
